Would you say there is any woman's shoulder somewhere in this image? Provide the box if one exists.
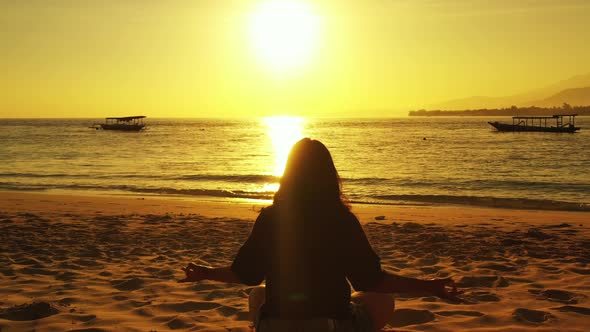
[260,204,277,213]
[257,204,278,221]
[339,207,359,222]
[338,209,363,231]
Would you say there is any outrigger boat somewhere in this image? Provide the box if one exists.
[488,114,580,133]
[91,116,146,131]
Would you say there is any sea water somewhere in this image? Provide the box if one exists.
[1,117,589,211]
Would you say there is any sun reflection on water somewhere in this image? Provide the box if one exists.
[262,116,305,176]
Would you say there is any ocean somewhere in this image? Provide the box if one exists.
[1,117,589,211]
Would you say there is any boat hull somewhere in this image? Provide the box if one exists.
[488,121,580,133]
[100,124,145,131]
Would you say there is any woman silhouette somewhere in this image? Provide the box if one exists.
[180,138,460,331]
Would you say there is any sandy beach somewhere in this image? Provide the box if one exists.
[1,191,589,331]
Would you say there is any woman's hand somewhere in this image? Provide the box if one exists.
[427,278,463,302]
[178,263,209,283]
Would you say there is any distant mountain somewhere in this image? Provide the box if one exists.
[527,87,590,107]
[429,73,590,110]
[428,95,516,110]
[409,105,590,117]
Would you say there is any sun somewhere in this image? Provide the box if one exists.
[248,0,321,73]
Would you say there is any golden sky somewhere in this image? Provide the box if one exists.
[1,0,589,118]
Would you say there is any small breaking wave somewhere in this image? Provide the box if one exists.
[0,182,275,200]
[0,172,279,183]
[174,174,278,183]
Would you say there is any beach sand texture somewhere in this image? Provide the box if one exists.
[1,192,589,331]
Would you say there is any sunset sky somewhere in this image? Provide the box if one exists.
[1,0,589,118]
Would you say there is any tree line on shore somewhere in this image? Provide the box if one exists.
[409,103,590,116]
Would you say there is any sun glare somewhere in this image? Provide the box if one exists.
[263,116,305,176]
[248,0,321,73]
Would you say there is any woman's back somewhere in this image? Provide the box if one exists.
[231,204,383,319]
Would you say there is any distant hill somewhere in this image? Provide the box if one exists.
[527,87,590,107]
[409,105,590,117]
[429,73,590,110]
[429,95,515,110]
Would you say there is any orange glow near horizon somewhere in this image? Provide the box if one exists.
[263,116,305,176]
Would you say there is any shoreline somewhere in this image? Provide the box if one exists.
[1,190,589,225]
[1,186,587,212]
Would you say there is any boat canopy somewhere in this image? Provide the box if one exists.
[512,114,577,119]
[106,116,146,121]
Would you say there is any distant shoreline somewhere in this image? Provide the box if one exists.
[409,105,590,117]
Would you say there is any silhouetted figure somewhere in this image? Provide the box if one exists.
[179,138,461,331]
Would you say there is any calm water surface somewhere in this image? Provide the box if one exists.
[1,117,589,211]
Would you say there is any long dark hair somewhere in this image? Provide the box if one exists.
[273,138,349,209]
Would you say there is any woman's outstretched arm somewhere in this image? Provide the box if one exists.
[369,271,462,301]
[178,263,242,284]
